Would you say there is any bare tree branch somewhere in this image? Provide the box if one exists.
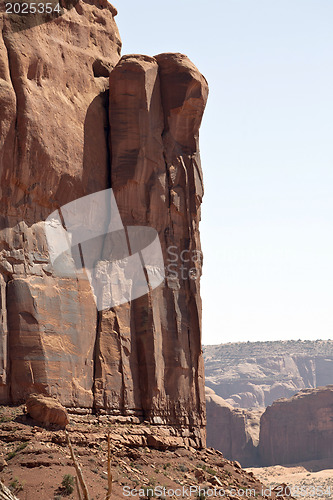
[105,432,112,500]
[0,481,19,500]
[65,430,90,500]
[75,476,83,500]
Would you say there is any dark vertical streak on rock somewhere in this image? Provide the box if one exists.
[113,314,125,411]
[0,275,9,403]
[92,309,102,412]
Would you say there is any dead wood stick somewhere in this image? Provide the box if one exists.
[0,481,19,500]
[105,432,112,500]
[65,430,90,500]
[75,475,83,500]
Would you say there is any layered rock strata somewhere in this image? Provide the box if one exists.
[0,1,208,447]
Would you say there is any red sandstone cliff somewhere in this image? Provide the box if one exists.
[0,1,208,447]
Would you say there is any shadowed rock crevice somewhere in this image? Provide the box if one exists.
[0,275,8,403]
[92,59,111,78]
[92,309,102,411]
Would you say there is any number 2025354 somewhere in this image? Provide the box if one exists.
[5,2,61,14]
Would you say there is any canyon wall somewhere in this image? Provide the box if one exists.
[259,386,333,466]
[207,385,333,467]
[205,387,261,467]
[0,1,208,447]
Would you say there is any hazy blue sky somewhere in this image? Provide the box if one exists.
[116,0,333,345]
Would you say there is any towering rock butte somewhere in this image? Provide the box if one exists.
[0,1,208,447]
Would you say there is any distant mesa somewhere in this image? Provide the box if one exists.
[204,339,333,408]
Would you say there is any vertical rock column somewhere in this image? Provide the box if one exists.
[95,52,208,445]
[156,53,208,435]
[94,55,164,415]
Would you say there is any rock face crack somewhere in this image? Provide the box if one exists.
[92,310,103,411]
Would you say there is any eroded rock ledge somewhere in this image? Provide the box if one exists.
[0,1,208,447]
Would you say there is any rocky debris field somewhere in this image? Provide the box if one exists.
[0,406,293,499]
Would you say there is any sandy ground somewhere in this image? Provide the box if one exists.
[246,459,333,499]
